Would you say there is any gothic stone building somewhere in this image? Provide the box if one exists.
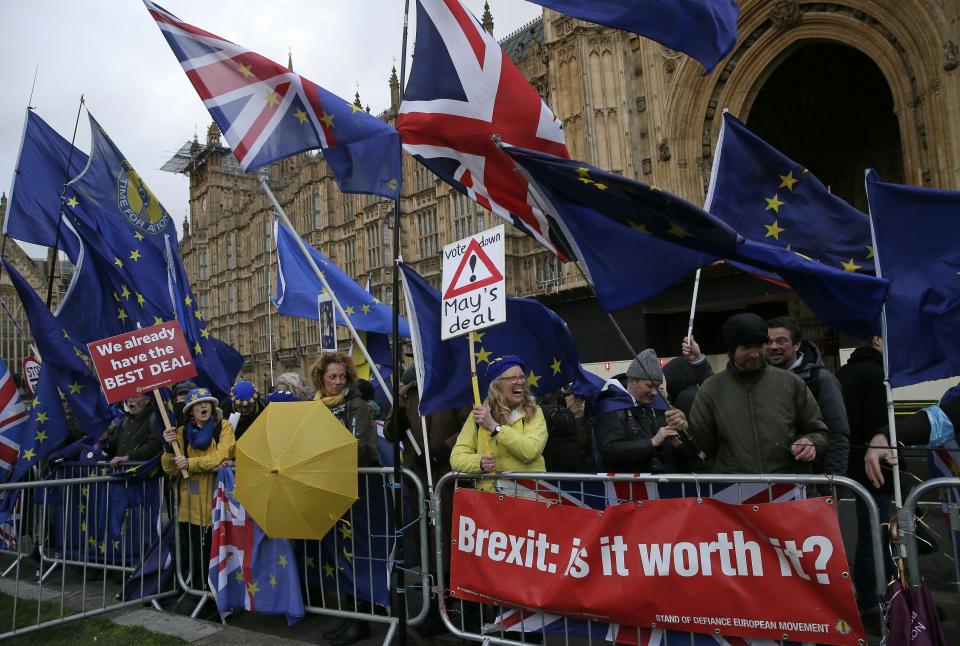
[171,1,960,390]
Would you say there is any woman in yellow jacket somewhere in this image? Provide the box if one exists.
[161,387,235,590]
[450,355,547,492]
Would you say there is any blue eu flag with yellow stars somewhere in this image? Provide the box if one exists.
[275,220,409,337]
[706,112,875,275]
[3,110,86,260]
[867,171,960,387]
[506,145,889,339]
[526,0,739,73]
[2,260,114,443]
[400,263,593,416]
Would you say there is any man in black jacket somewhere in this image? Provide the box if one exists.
[766,316,851,476]
[594,349,683,472]
[836,335,891,610]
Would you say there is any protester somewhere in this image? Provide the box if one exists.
[310,351,377,646]
[540,390,587,472]
[836,334,892,610]
[355,378,381,420]
[310,352,379,468]
[593,349,684,473]
[688,312,828,473]
[766,316,850,476]
[100,393,164,469]
[221,380,267,440]
[661,337,713,471]
[161,388,235,593]
[172,380,198,427]
[273,371,309,401]
[450,355,548,491]
[561,383,594,469]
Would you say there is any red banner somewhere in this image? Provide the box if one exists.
[451,489,864,645]
[87,321,197,403]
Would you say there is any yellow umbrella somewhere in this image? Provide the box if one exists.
[235,401,358,539]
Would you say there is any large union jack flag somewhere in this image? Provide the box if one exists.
[398,0,570,256]
[0,359,27,481]
[144,1,401,200]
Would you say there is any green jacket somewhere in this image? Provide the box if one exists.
[689,363,828,474]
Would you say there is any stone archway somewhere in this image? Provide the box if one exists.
[744,42,904,212]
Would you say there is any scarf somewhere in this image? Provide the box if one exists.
[187,415,217,450]
[315,390,346,409]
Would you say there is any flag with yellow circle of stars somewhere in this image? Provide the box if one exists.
[2,260,114,444]
[400,263,596,416]
[209,468,305,623]
[3,110,87,258]
[866,171,960,387]
[706,112,876,276]
[144,0,401,200]
[165,238,243,398]
[505,146,889,339]
[275,221,410,336]
[298,474,395,608]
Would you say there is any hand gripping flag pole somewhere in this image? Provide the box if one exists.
[258,179,393,405]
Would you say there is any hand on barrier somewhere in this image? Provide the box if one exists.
[791,437,817,462]
[109,455,129,468]
[864,432,896,488]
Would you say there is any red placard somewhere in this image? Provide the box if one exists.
[451,489,864,645]
[86,321,198,403]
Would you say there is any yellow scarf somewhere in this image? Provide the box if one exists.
[315,390,346,409]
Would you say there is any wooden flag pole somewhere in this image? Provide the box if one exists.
[153,390,189,479]
[468,330,490,455]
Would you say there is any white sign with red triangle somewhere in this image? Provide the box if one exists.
[441,224,506,340]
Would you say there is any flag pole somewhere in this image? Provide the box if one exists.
[258,180,393,404]
[864,170,903,509]
[686,268,702,345]
[267,218,276,387]
[45,95,84,309]
[392,2,411,642]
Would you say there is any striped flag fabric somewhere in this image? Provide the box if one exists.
[0,359,27,481]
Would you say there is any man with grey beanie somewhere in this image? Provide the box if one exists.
[687,312,828,473]
[592,348,686,472]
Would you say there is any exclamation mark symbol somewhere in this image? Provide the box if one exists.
[468,255,478,282]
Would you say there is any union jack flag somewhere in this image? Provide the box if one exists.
[208,468,304,623]
[144,1,401,200]
[398,0,570,256]
[0,359,27,481]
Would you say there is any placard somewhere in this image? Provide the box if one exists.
[441,225,505,340]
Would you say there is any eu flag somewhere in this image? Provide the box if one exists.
[527,0,739,73]
[707,112,875,275]
[866,171,960,387]
[507,146,889,339]
[275,220,409,336]
[165,238,243,398]
[400,263,593,416]
[145,0,401,200]
[3,110,86,260]
[3,260,114,442]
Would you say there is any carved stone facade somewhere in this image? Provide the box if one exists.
[175,1,960,388]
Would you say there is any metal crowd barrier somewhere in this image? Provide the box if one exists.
[0,466,176,640]
[900,476,960,591]
[433,472,888,646]
[173,466,431,639]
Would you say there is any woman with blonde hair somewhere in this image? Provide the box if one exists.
[450,355,547,491]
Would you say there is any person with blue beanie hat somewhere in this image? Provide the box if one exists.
[450,355,547,491]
